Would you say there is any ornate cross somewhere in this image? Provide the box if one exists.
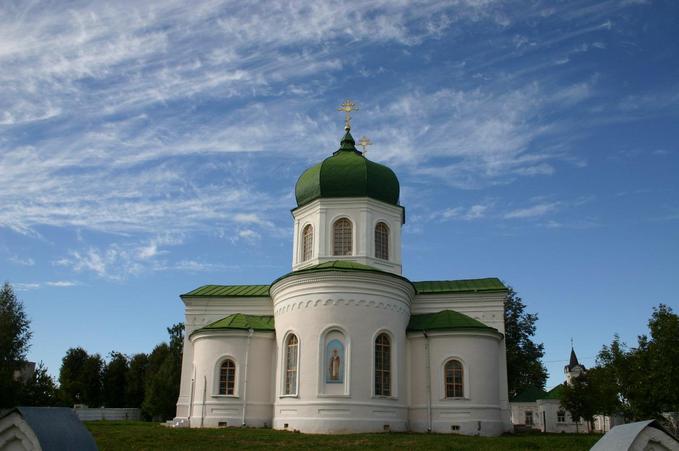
[358,136,372,155]
[337,99,359,130]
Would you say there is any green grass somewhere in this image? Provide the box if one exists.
[86,421,600,450]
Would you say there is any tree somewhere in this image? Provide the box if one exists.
[0,282,32,408]
[595,305,679,423]
[126,353,149,408]
[59,347,104,407]
[20,362,59,406]
[102,352,129,408]
[645,304,679,414]
[504,286,548,397]
[587,366,620,424]
[561,374,596,432]
[142,343,173,419]
[142,323,184,420]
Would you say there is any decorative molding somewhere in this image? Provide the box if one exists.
[274,297,410,316]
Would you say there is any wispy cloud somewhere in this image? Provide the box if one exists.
[12,281,79,290]
[45,280,80,287]
[372,82,594,188]
[0,0,663,281]
[0,1,512,239]
[8,256,35,266]
[504,202,560,219]
[433,204,490,221]
[13,283,41,291]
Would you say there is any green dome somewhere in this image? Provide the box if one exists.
[295,131,400,208]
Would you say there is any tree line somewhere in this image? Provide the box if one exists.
[0,282,183,420]
[560,303,679,433]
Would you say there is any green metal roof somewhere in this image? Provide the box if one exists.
[270,260,414,288]
[182,272,505,299]
[182,284,269,297]
[413,278,507,294]
[193,313,275,335]
[295,131,400,208]
[407,310,497,333]
[545,384,565,400]
[511,386,548,403]
[510,384,564,403]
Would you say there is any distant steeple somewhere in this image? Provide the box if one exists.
[569,347,579,368]
[564,344,586,386]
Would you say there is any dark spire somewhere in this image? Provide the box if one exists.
[569,347,579,368]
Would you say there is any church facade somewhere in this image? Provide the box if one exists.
[174,117,513,436]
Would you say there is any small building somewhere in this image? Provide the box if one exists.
[0,407,98,451]
[510,384,585,433]
[510,347,622,433]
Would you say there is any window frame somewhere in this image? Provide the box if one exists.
[443,358,465,399]
[282,332,300,397]
[301,224,314,262]
[213,356,238,397]
[374,332,392,398]
[557,411,566,423]
[332,217,353,256]
[525,410,534,426]
[374,222,390,260]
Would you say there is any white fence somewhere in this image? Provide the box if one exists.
[74,407,141,421]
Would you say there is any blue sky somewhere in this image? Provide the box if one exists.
[1,0,677,388]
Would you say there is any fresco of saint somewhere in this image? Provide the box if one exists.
[325,339,344,384]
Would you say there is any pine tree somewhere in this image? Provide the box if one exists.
[0,282,32,408]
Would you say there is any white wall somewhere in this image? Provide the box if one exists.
[270,270,414,433]
[73,408,141,421]
[175,295,273,419]
[411,290,511,432]
[510,399,593,433]
[291,198,404,274]
[407,331,508,436]
[188,330,275,428]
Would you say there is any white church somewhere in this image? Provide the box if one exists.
[173,103,513,436]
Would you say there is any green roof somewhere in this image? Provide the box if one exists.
[181,285,269,297]
[407,310,497,333]
[510,384,564,403]
[182,271,505,300]
[271,260,414,288]
[413,278,507,294]
[295,131,400,208]
[194,313,275,335]
[545,384,565,400]
[511,386,548,403]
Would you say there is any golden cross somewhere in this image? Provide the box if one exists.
[337,99,359,130]
[358,136,372,155]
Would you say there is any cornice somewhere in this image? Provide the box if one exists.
[190,329,275,343]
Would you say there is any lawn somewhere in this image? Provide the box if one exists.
[86,422,601,450]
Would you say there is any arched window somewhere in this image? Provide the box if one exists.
[374,222,389,260]
[444,360,463,398]
[333,218,352,256]
[284,334,299,395]
[219,359,236,395]
[374,333,391,396]
[302,224,313,261]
